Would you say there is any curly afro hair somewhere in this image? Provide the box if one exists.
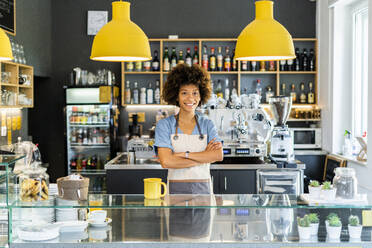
[162,64,212,106]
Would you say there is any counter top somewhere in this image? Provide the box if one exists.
[294,150,328,155]
[105,163,277,170]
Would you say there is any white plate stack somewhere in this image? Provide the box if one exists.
[56,197,78,222]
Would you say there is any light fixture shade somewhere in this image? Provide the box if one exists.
[90,1,151,62]
[235,1,295,61]
[0,28,13,61]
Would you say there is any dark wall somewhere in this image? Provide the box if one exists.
[14,0,52,77]
[36,0,316,181]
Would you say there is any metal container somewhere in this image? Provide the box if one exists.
[268,96,292,126]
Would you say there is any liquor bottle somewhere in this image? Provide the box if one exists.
[83,128,88,144]
[143,60,151,71]
[269,61,275,71]
[216,79,223,98]
[70,157,77,170]
[192,46,199,65]
[185,48,192,66]
[125,81,131,104]
[308,82,315,104]
[147,82,153,104]
[126,62,134,72]
[309,49,315,71]
[217,46,223,71]
[140,87,146,104]
[256,79,262,99]
[135,61,142,72]
[250,61,257,71]
[224,47,231,71]
[154,80,160,104]
[302,48,309,71]
[299,82,307,103]
[209,47,216,71]
[260,61,266,71]
[279,60,286,71]
[294,48,300,71]
[241,61,248,71]
[224,78,230,101]
[287,59,293,71]
[70,127,77,143]
[265,86,274,103]
[152,50,160,71]
[170,47,178,69]
[133,82,139,104]
[163,47,170,72]
[281,83,286,96]
[232,49,237,71]
[178,50,184,65]
[231,80,238,96]
[290,84,297,103]
[202,45,208,70]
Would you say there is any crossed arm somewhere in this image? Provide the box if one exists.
[158,138,223,169]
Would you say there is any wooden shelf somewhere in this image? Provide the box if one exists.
[240,71,277,74]
[124,71,161,74]
[19,85,32,88]
[121,38,318,107]
[1,83,17,87]
[279,71,316,74]
[288,119,321,122]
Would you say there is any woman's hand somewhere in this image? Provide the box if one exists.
[205,138,222,151]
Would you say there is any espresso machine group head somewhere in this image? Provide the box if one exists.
[269,96,294,162]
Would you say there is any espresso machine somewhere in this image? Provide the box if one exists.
[206,94,272,160]
[269,96,294,162]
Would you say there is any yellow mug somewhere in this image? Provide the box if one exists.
[143,178,167,199]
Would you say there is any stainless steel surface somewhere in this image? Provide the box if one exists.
[268,96,292,126]
[222,142,267,157]
[106,163,277,170]
[257,169,304,195]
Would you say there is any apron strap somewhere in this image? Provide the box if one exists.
[174,114,204,140]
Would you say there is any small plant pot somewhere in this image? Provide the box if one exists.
[310,223,319,236]
[308,186,321,198]
[298,225,312,240]
[327,225,342,239]
[348,224,362,239]
[321,188,336,200]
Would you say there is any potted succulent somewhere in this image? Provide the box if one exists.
[348,215,362,239]
[326,214,342,239]
[297,215,311,240]
[308,180,321,198]
[321,181,336,200]
[308,213,319,236]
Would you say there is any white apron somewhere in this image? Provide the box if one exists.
[167,115,212,194]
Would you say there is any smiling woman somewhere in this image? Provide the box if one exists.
[154,64,223,195]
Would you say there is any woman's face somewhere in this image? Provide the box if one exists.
[178,84,200,113]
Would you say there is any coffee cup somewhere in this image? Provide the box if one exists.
[143,178,167,199]
[88,210,107,223]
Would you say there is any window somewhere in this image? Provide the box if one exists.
[352,5,368,137]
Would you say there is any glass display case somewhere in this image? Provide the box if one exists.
[7,193,372,246]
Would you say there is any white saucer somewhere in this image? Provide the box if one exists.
[55,221,88,233]
[88,218,112,227]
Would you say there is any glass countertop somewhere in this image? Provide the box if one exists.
[9,194,372,209]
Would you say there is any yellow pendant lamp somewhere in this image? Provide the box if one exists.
[90,1,151,62]
[0,28,13,61]
[235,0,295,61]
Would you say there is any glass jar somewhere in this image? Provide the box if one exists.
[19,166,49,202]
[333,167,357,199]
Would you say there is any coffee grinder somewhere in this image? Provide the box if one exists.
[269,96,294,162]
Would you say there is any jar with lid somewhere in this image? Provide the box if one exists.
[19,166,49,202]
[333,167,357,199]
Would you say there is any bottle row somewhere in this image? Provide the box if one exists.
[281,82,315,104]
[69,154,111,171]
[70,68,118,87]
[290,108,321,119]
[69,106,109,125]
[70,127,110,145]
[124,46,316,73]
[124,80,161,105]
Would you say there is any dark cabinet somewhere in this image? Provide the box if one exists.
[295,154,326,182]
[211,170,257,194]
[107,169,167,194]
